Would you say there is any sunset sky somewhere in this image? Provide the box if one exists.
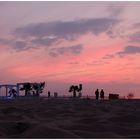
[0,1,140,97]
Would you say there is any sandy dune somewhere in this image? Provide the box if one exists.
[0,98,140,138]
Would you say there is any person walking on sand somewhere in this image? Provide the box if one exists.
[100,89,105,100]
[95,89,99,100]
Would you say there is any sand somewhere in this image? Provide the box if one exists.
[0,97,140,138]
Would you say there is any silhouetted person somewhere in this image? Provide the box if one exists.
[100,89,104,100]
[48,91,51,98]
[95,89,99,100]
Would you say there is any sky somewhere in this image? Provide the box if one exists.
[0,1,140,97]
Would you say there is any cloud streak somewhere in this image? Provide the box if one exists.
[129,31,140,42]
[103,45,140,60]
[117,46,140,56]
[0,17,120,52]
[14,18,119,39]
[49,45,83,57]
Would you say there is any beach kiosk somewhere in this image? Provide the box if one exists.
[109,93,119,100]
[0,84,17,98]
[0,82,45,99]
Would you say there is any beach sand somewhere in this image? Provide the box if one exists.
[0,97,140,138]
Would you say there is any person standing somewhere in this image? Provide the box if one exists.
[100,89,105,100]
[48,91,51,98]
[95,89,99,100]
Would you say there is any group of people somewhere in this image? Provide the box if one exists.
[95,89,105,100]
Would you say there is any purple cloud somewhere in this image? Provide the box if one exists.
[0,18,119,52]
[103,45,140,59]
[49,45,83,57]
[14,18,119,39]
[129,31,140,42]
[117,46,140,56]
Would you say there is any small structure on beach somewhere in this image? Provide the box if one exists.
[54,92,58,98]
[127,93,134,99]
[0,82,45,98]
[0,84,17,97]
[109,93,119,100]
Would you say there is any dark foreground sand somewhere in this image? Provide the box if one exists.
[0,97,140,138]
